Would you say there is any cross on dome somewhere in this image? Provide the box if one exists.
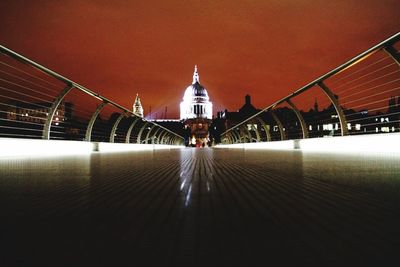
[192,65,200,84]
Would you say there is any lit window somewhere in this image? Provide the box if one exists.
[381,127,389,133]
[323,124,331,131]
[247,124,257,130]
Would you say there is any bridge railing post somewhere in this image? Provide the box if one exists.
[125,117,140,143]
[250,121,261,142]
[144,125,156,144]
[286,99,309,139]
[383,44,400,66]
[151,128,162,144]
[86,101,108,142]
[255,116,271,142]
[110,113,126,143]
[137,122,149,144]
[159,130,168,144]
[317,82,348,136]
[269,110,286,141]
[42,84,74,140]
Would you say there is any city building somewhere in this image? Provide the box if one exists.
[2,101,73,138]
[216,94,260,131]
[5,101,70,125]
[213,94,400,144]
[180,66,213,146]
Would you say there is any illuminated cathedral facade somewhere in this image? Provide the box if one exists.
[180,66,213,146]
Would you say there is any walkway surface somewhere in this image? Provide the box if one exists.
[1,148,399,266]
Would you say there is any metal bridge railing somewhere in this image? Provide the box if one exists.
[221,32,400,144]
[0,45,184,145]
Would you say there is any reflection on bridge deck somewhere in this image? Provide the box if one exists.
[0,148,399,266]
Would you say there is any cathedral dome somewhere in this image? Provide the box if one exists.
[180,66,213,120]
[183,82,210,101]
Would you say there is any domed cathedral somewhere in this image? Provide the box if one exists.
[133,93,144,118]
[180,65,213,146]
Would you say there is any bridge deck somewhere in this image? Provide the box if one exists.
[1,148,399,266]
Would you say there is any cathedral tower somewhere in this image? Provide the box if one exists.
[133,93,144,118]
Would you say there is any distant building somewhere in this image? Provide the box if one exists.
[5,101,71,126]
[133,93,144,118]
[180,66,213,146]
[213,93,400,144]
[2,101,73,138]
[217,94,260,130]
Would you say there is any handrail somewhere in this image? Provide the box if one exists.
[0,45,184,143]
[222,32,400,136]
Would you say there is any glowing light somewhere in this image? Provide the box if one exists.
[0,138,183,158]
[185,185,192,207]
[180,178,187,191]
[381,127,390,133]
[217,133,400,153]
[0,138,93,157]
[97,143,182,153]
[217,140,295,150]
[298,134,400,153]
[334,51,376,76]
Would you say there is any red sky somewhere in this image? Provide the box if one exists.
[1,0,399,118]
